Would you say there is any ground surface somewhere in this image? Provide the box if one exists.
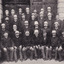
[1,59,64,64]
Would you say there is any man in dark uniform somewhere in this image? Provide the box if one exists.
[13,31,23,61]
[55,15,62,29]
[3,10,9,23]
[38,11,45,29]
[59,31,64,61]
[25,7,30,21]
[1,23,7,38]
[12,14,21,34]
[34,21,39,29]
[24,20,29,29]
[40,31,50,60]
[21,13,26,30]
[53,21,61,37]
[22,30,34,60]
[49,30,60,60]
[33,29,41,59]
[33,9,38,21]
[42,21,51,37]
[18,8,22,15]
[4,17,10,31]
[9,9,15,32]
[47,12,53,30]
[11,25,18,38]
[1,32,14,61]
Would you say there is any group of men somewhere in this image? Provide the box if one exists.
[0,6,64,62]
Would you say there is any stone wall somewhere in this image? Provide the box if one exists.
[0,0,3,23]
[58,0,64,20]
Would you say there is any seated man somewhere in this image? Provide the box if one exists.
[33,29,41,59]
[1,32,14,61]
[49,30,60,60]
[41,30,50,60]
[22,30,34,60]
[13,31,23,61]
[59,31,64,61]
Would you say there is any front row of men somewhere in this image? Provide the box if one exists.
[0,28,64,62]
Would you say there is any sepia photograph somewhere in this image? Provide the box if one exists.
[0,0,64,64]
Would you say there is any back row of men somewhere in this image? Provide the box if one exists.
[1,7,64,38]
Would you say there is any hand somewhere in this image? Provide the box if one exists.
[10,47,14,51]
[41,46,44,49]
[58,46,62,51]
[36,45,38,49]
[19,45,22,49]
[14,46,17,49]
[50,46,52,49]
[56,47,58,50]
[30,47,34,50]
[22,47,26,51]
[3,48,7,52]
[46,46,48,50]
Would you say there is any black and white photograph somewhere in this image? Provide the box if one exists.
[0,0,64,64]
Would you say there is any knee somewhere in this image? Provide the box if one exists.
[10,47,14,51]
[58,46,62,51]
[14,46,17,49]
[19,45,22,50]
[30,47,34,51]
[22,47,26,51]
[46,46,49,51]
[3,48,7,52]
[41,46,44,51]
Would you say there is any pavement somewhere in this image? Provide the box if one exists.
[1,59,64,64]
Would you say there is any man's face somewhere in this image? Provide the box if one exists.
[31,15,35,20]
[26,7,30,14]
[43,32,47,37]
[2,24,5,29]
[22,15,25,20]
[14,15,17,21]
[52,33,56,37]
[13,25,17,31]
[54,22,59,28]
[48,14,52,19]
[47,7,51,12]
[15,33,19,37]
[4,33,8,38]
[11,9,15,15]
[44,22,48,27]
[5,10,9,15]
[24,21,29,26]
[34,30,39,37]
[19,8,22,13]
[25,31,30,36]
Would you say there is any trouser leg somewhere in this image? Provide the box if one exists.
[0,50,1,58]
[4,50,9,61]
[55,49,58,60]
[22,50,27,60]
[14,49,17,62]
[30,50,34,60]
[19,49,23,61]
[46,47,49,60]
[58,50,62,61]
[10,50,14,61]
[49,48,52,59]
[41,46,45,59]
[34,48,37,59]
